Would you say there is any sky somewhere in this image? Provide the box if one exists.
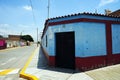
[0,0,120,41]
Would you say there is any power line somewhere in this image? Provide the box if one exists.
[29,0,39,45]
[47,0,50,18]
[29,0,37,25]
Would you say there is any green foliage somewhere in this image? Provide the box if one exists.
[37,41,40,44]
[21,35,34,42]
[0,35,3,38]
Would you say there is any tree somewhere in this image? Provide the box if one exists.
[0,35,3,38]
[21,35,34,42]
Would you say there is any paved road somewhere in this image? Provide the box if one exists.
[0,44,37,69]
[0,44,37,80]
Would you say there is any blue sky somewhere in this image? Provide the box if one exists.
[0,0,120,41]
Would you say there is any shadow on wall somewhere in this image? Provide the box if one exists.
[37,46,80,73]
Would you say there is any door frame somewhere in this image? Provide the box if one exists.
[55,31,75,69]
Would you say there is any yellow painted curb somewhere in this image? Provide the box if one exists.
[20,47,39,80]
[20,73,38,80]
[0,69,15,76]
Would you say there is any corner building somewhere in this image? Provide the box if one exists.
[41,12,120,71]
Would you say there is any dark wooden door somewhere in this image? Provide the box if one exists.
[55,32,75,69]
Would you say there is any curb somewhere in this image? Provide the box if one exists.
[20,73,38,80]
[20,47,39,80]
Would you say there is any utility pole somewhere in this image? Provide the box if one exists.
[20,31,24,38]
[37,28,38,47]
[20,31,23,47]
[47,0,50,18]
[95,9,97,14]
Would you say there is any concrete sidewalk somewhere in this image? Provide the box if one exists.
[21,46,120,80]
[20,46,93,80]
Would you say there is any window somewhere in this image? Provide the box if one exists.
[46,35,47,47]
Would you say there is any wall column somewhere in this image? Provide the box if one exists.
[106,22,112,65]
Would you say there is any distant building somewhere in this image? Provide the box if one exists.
[6,35,21,47]
[9,35,21,41]
[41,11,120,71]
[0,34,27,49]
[0,38,7,50]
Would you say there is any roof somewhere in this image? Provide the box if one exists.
[47,12,120,22]
[42,12,120,38]
[8,35,20,41]
[109,9,120,17]
[44,12,120,27]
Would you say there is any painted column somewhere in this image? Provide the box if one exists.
[106,22,113,65]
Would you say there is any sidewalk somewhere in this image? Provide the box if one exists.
[20,46,94,80]
[21,46,120,80]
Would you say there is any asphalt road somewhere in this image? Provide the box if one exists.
[0,44,37,70]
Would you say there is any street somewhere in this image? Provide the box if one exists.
[0,44,36,70]
[0,44,120,80]
[0,44,37,80]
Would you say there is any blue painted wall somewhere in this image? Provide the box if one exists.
[112,24,120,54]
[75,22,106,57]
[42,22,107,57]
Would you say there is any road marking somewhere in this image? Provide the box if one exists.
[20,47,39,80]
[1,58,16,65]
[8,58,16,62]
[8,69,20,74]
[1,63,6,65]
[0,70,4,72]
[20,48,38,73]
[0,69,15,76]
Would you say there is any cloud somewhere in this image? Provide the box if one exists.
[0,24,9,28]
[0,23,37,41]
[0,24,19,35]
[98,0,118,7]
[23,5,32,11]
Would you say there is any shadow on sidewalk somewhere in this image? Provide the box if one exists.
[37,47,80,74]
[37,47,49,69]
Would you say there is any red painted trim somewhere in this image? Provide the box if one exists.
[49,56,55,66]
[106,23,112,55]
[48,55,108,71]
[105,22,113,65]
[75,56,107,71]
[48,54,120,71]
[42,18,120,38]
[112,54,120,64]
[48,18,120,26]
